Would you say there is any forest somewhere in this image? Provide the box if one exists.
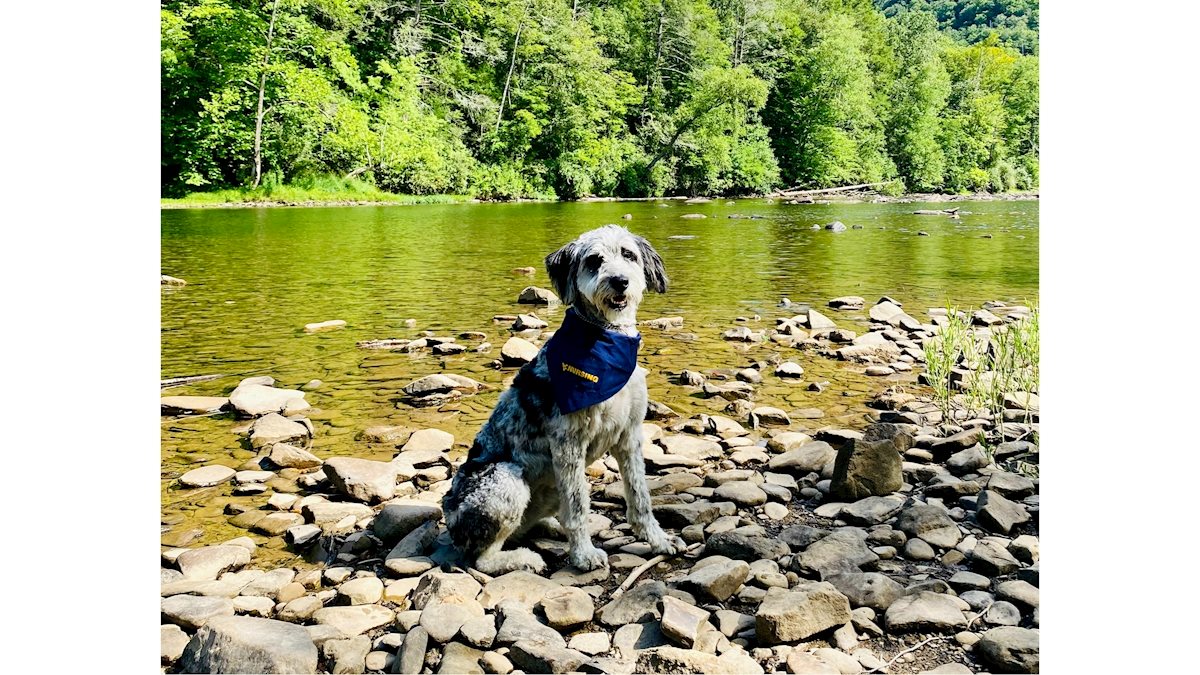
[161,0,1039,200]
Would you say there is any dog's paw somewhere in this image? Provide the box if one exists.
[646,529,688,556]
[569,544,609,572]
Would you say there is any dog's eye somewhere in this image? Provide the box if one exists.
[584,254,603,271]
[621,248,638,262]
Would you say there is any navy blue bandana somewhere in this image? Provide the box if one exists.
[544,308,642,414]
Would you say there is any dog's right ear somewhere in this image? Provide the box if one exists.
[545,241,578,305]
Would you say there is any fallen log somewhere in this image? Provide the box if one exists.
[773,181,897,197]
[160,374,225,389]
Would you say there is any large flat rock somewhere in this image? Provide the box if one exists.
[179,615,318,673]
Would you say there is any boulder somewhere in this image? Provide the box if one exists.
[322,457,399,503]
[539,586,594,629]
[830,437,904,500]
[304,319,346,333]
[826,573,906,611]
[828,296,865,310]
[250,413,312,449]
[635,647,764,675]
[162,595,235,631]
[841,495,906,526]
[161,396,229,415]
[597,581,666,627]
[179,465,236,488]
[178,616,318,673]
[895,504,962,549]
[518,286,560,305]
[395,626,428,674]
[705,531,789,562]
[971,540,1021,576]
[508,639,587,674]
[268,443,323,469]
[884,592,968,633]
[792,529,878,579]
[478,571,560,610]
[176,545,251,581]
[402,428,455,454]
[372,502,443,543]
[768,442,836,474]
[660,596,711,648]
[976,626,1039,673]
[312,605,395,637]
[229,384,307,417]
[678,559,751,602]
[501,337,540,365]
[807,309,838,330]
[976,490,1031,535]
[755,584,851,644]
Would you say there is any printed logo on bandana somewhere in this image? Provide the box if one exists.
[562,362,599,383]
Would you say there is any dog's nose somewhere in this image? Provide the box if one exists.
[609,275,629,292]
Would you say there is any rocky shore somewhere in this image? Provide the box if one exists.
[161,294,1039,674]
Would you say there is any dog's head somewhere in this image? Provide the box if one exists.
[545,225,667,325]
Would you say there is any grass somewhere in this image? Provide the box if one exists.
[923,304,1040,453]
[162,175,471,208]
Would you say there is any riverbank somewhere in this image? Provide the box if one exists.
[162,188,1037,210]
[160,289,1039,674]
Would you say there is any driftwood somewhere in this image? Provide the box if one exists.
[773,181,897,197]
[913,208,960,216]
[609,543,702,599]
[160,374,225,389]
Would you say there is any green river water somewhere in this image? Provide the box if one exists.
[161,198,1037,564]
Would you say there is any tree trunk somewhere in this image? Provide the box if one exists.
[252,0,280,189]
[495,22,523,133]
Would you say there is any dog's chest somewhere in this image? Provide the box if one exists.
[566,368,647,461]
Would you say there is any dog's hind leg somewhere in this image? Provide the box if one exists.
[613,426,687,556]
[444,462,546,575]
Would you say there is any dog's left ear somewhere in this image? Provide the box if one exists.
[636,236,668,293]
[545,241,579,305]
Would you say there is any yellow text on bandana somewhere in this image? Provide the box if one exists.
[561,362,599,383]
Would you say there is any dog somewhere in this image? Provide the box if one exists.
[442,225,686,574]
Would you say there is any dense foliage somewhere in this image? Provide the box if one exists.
[161,0,1038,199]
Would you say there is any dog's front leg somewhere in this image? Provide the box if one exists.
[553,440,609,571]
[614,429,687,556]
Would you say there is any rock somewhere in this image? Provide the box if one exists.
[359,425,415,444]
[402,374,485,398]
[976,490,1031,535]
[162,595,235,631]
[162,623,190,664]
[402,428,455,454]
[312,605,395,637]
[756,584,852,644]
[395,626,428,674]
[780,525,829,550]
[642,316,685,330]
[508,639,588,674]
[178,616,318,674]
[659,596,710,648]
[970,540,1021,576]
[318,457,398,504]
[373,503,443,543]
[653,502,721,528]
[984,601,1021,626]
[824,221,847,232]
[972,309,1003,326]
[828,296,865,310]
[422,599,485,643]
[636,646,763,675]
[996,580,1039,610]
[460,615,497,648]
[895,505,962,549]
[1009,535,1040,565]
[324,636,371,674]
[825,573,906,612]
[478,571,560,610]
[658,435,723,460]
[714,481,768,506]
[337,576,383,605]
[768,442,836,473]
[268,443,323,469]
[597,581,666,627]
[518,286,560,305]
[806,309,838,331]
[162,274,187,285]
[884,592,967,633]
[252,512,305,536]
[792,529,878,579]
[162,396,229,415]
[929,428,986,460]
[412,571,483,609]
[841,496,906,526]
[679,559,750,602]
[775,362,805,378]
[176,545,251,581]
[767,432,814,453]
[514,313,548,330]
[976,626,1039,673]
[496,605,565,647]
[540,586,594,629]
[830,438,903,501]
[501,337,540,365]
[706,531,789,561]
[904,538,936,560]
[569,632,611,656]
[439,642,486,674]
[286,524,322,548]
[305,319,347,332]
[987,471,1036,499]
[179,465,236,488]
[229,384,307,417]
[250,413,312,448]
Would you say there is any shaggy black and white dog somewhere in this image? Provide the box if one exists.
[443,225,686,574]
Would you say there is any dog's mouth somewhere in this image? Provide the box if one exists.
[605,295,628,311]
